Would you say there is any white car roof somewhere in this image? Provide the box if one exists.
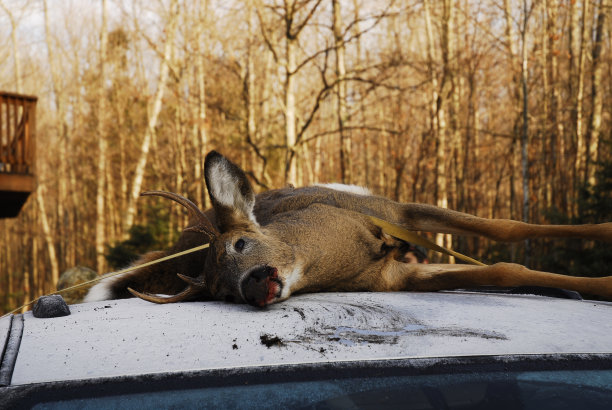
[5,291,612,386]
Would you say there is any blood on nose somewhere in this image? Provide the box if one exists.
[241,266,278,307]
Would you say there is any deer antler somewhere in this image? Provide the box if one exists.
[140,191,219,239]
[127,273,208,304]
[131,191,216,304]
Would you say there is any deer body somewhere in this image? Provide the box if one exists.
[85,151,612,306]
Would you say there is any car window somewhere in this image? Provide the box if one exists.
[31,369,612,410]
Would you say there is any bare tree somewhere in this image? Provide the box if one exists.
[332,0,351,183]
[519,0,535,266]
[124,0,179,232]
[257,0,323,184]
[0,1,23,92]
[546,0,564,210]
[423,0,455,260]
[96,0,109,273]
[574,0,590,187]
[35,183,60,288]
[587,0,609,186]
[243,0,272,188]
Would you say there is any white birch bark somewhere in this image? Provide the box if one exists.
[193,1,208,208]
[96,0,109,273]
[36,184,60,285]
[285,32,298,185]
[0,2,23,93]
[124,0,178,232]
[332,0,351,184]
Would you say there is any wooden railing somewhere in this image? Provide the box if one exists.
[0,92,37,175]
[0,91,37,218]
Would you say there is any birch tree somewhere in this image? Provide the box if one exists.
[0,1,23,92]
[243,0,272,188]
[193,0,210,208]
[124,0,179,232]
[332,0,351,183]
[257,0,323,184]
[423,0,454,260]
[96,0,109,273]
[36,0,62,284]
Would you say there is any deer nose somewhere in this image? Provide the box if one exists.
[241,266,280,307]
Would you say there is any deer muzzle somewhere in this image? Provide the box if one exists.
[241,266,281,307]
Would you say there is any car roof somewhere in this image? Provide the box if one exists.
[3,291,612,386]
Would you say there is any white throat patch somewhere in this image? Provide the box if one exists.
[280,264,303,299]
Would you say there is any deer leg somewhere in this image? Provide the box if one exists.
[398,203,612,243]
[382,261,612,301]
[328,193,611,243]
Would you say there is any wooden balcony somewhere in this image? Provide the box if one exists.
[0,91,37,218]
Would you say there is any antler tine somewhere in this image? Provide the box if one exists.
[140,190,219,237]
[176,273,205,287]
[127,273,207,304]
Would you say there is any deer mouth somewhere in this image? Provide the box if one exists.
[240,265,282,307]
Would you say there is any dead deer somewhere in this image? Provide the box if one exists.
[85,151,612,307]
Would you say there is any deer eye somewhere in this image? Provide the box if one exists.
[234,239,246,252]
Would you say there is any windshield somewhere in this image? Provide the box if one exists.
[32,368,612,410]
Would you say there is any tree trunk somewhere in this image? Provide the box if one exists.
[96,0,109,274]
[548,0,563,211]
[43,0,72,276]
[574,0,590,187]
[587,0,608,186]
[32,214,40,297]
[192,0,209,209]
[124,0,178,233]
[520,0,531,266]
[540,1,550,210]
[424,0,452,261]
[36,185,60,286]
[0,2,23,93]
[284,31,298,185]
[244,0,271,188]
[332,0,351,184]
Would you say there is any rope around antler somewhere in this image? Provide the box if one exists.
[0,243,210,319]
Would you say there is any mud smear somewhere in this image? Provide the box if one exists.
[293,307,306,321]
[260,334,284,348]
[286,300,507,347]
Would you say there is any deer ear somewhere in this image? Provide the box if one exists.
[204,151,258,231]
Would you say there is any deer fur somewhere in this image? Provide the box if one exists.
[85,151,612,307]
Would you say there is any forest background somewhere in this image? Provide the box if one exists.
[1,0,611,314]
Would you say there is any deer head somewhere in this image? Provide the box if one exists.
[130,151,314,307]
[200,151,298,306]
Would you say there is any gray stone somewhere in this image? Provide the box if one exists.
[32,295,71,318]
[56,266,98,304]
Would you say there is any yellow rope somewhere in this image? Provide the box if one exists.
[1,243,210,318]
[367,216,486,266]
[2,215,485,318]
